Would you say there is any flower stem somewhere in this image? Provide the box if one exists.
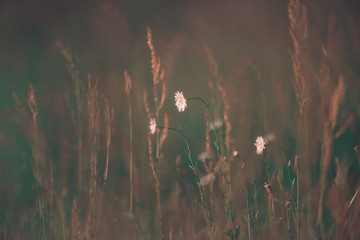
[187,97,221,155]
[157,126,210,230]
[186,96,228,237]
[295,112,303,240]
[157,126,194,169]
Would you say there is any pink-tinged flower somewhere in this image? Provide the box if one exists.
[149,118,156,135]
[254,136,265,155]
[199,173,216,187]
[233,150,239,158]
[174,91,187,112]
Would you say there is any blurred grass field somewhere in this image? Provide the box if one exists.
[1,0,360,239]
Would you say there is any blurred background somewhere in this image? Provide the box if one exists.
[0,0,360,239]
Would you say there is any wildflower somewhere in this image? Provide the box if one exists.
[233,150,239,158]
[199,173,216,187]
[149,118,156,135]
[209,119,223,131]
[263,133,276,143]
[254,136,265,155]
[198,151,210,161]
[174,91,187,112]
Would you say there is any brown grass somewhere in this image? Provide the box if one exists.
[4,1,360,239]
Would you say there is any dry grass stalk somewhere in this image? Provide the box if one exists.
[143,90,152,120]
[218,83,232,155]
[334,113,354,139]
[27,84,38,124]
[288,0,308,110]
[55,41,86,192]
[315,24,347,237]
[95,97,114,235]
[14,84,48,190]
[158,80,167,113]
[125,70,134,215]
[124,69,132,95]
[145,26,167,239]
[146,26,161,86]
[27,85,46,238]
[204,45,238,238]
[85,77,116,238]
[13,84,54,238]
[147,133,164,239]
[329,76,345,130]
[203,45,219,79]
[147,130,154,163]
[348,189,359,209]
[288,1,310,238]
[147,27,166,116]
[159,113,169,149]
[238,57,262,79]
[28,84,45,187]
[103,97,115,183]
[71,200,78,240]
[86,76,101,239]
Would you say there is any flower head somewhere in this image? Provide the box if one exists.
[263,133,276,143]
[149,118,156,135]
[198,151,212,162]
[233,150,239,158]
[254,136,265,155]
[199,173,216,187]
[209,119,223,131]
[174,91,187,112]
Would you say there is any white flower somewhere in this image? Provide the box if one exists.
[149,118,156,135]
[263,133,276,143]
[174,91,187,112]
[233,150,239,158]
[209,119,223,131]
[254,136,265,155]
[198,151,211,161]
[199,173,216,187]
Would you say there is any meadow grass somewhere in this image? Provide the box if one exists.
[1,0,360,239]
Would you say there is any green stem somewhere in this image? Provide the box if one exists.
[187,97,221,155]
[157,126,209,228]
[296,162,300,240]
[157,126,194,169]
[187,97,237,237]
[295,113,303,240]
